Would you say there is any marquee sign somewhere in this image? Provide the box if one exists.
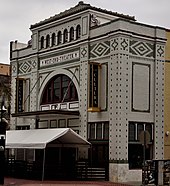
[40,50,80,67]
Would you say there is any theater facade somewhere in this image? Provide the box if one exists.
[10,1,166,183]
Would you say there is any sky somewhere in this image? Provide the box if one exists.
[0,0,170,64]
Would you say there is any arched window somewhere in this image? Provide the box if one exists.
[63,29,68,43]
[40,36,44,49]
[41,74,78,104]
[70,27,74,41]
[57,31,62,45]
[51,33,56,46]
[76,25,81,39]
[46,34,50,48]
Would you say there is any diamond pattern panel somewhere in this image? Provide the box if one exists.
[90,41,110,58]
[130,40,154,57]
[19,61,31,74]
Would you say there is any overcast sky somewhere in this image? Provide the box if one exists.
[0,0,169,64]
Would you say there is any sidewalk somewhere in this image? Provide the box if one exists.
[4,177,139,186]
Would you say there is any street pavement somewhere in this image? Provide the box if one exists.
[3,177,142,186]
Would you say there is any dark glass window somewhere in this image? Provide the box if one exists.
[88,122,109,140]
[145,124,153,142]
[46,34,50,48]
[96,123,102,139]
[57,31,62,45]
[63,29,68,43]
[103,123,109,140]
[41,74,78,104]
[76,25,81,39]
[70,27,74,41]
[129,123,135,141]
[40,36,44,49]
[89,123,95,140]
[51,33,56,46]
[128,122,153,169]
[137,124,144,141]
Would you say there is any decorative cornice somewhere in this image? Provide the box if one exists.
[30,1,135,29]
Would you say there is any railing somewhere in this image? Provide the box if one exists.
[76,160,106,180]
[6,159,107,181]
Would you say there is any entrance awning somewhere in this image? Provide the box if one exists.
[6,128,91,149]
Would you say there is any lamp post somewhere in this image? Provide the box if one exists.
[0,100,7,185]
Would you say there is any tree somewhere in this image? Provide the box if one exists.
[0,75,11,129]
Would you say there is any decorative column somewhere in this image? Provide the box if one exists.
[79,44,89,159]
[154,42,165,160]
[109,36,130,182]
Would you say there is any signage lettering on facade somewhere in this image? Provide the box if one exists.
[17,79,24,112]
[40,50,79,67]
[89,63,99,108]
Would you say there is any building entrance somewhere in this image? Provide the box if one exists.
[89,144,109,168]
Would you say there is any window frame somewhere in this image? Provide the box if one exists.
[76,25,81,39]
[63,29,68,43]
[51,33,56,46]
[41,74,78,105]
[128,122,154,169]
[57,31,62,45]
[70,27,74,41]
[46,34,50,48]
[40,36,44,49]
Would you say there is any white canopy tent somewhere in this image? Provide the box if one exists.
[5,128,91,181]
[6,128,91,149]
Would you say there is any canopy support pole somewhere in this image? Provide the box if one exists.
[42,148,46,181]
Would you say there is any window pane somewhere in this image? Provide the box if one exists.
[137,124,144,141]
[104,123,109,140]
[52,33,56,46]
[76,25,81,39]
[41,36,44,49]
[145,124,152,142]
[63,29,68,43]
[96,123,102,139]
[129,123,135,141]
[70,27,74,41]
[90,124,95,139]
[47,87,52,102]
[54,88,60,101]
[54,78,60,101]
[57,31,62,44]
[41,74,78,104]
[46,35,50,48]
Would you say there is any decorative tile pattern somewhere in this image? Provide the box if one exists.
[90,41,110,58]
[120,39,128,51]
[32,60,37,68]
[111,39,118,51]
[130,40,154,57]
[12,64,17,75]
[18,60,37,74]
[157,45,164,58]
[80,46,88,58]
[19,61,31,74]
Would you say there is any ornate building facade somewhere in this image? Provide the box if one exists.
[10,2,166,182]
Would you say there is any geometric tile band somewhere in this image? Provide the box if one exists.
[130,40,154,58]
[90,41,110,58]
